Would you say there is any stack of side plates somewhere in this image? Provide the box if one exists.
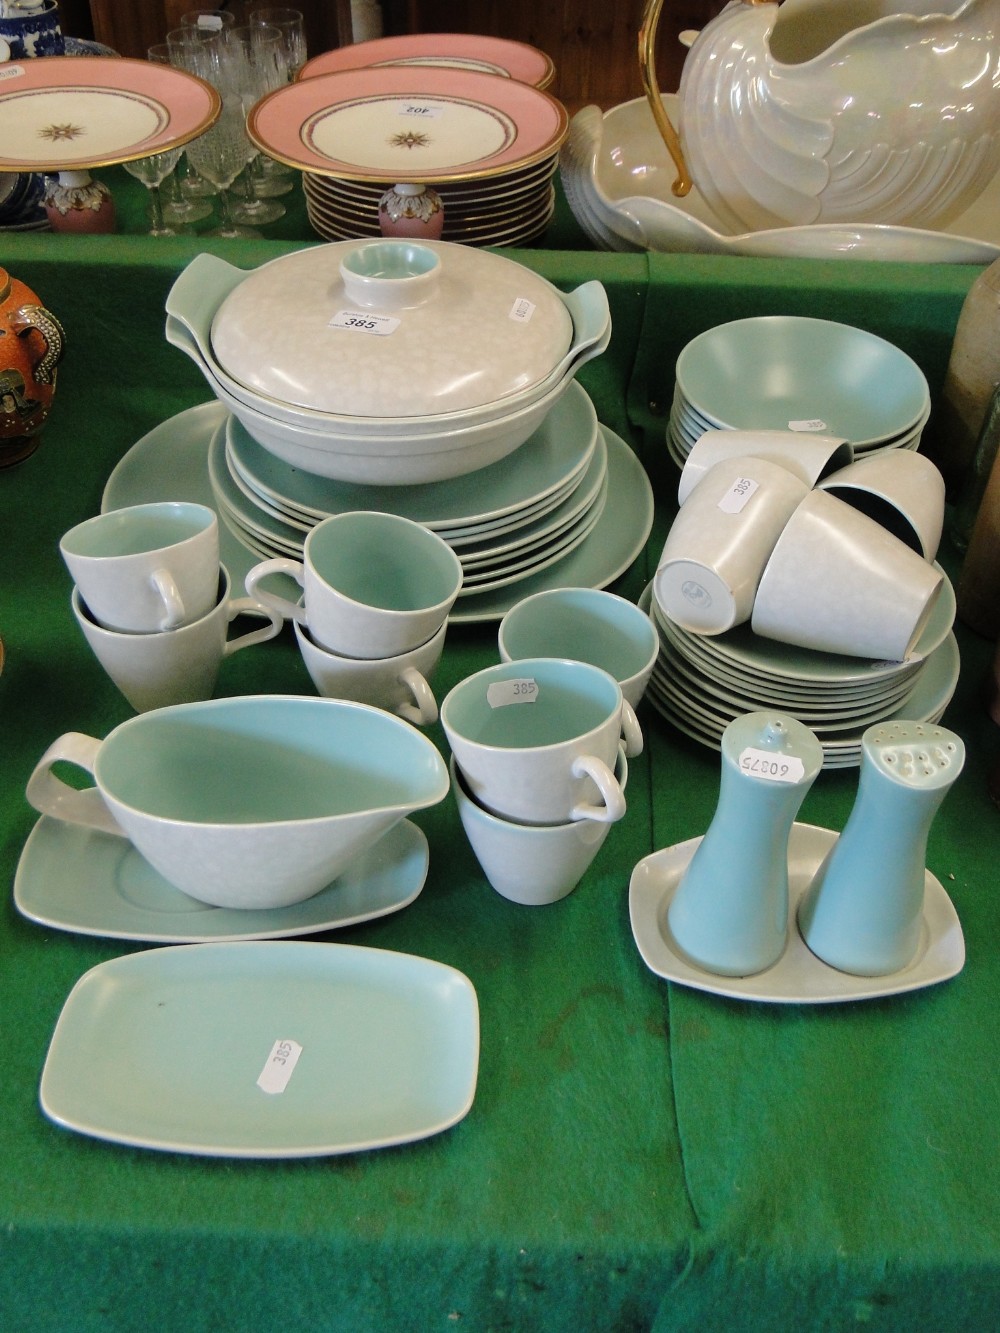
[302,163,557,247]
[209,381,618,601]
[247,63,567,249]
[640,580,959,770]
[666,316,931,470]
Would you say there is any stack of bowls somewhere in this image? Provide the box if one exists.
[165,239,611,487]
[666,316,931,470]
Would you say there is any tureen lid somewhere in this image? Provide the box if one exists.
[209,238,574,418]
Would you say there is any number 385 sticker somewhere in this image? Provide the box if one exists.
[486,678,539,708]
[329,310,400,336]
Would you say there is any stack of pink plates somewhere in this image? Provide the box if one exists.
[247,56,568,247]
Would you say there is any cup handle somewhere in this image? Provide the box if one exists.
[244,558,306,624]
[25,732,128,838]
[222,597,285,655]
[568,753,627,824]
[395,666,438,727]
[150,566,186,631]
[620,699,644,758]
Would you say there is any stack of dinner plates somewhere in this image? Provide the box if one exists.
[666,316,932,470]
[208,381,615,601]
[640,580,959,770]
[247,61,568,248]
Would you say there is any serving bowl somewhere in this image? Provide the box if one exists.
[674,316,930,449]
[26,695,450,910]
[165,242,611,485]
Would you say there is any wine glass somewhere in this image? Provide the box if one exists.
[169,26,261,238]
[225,22,288,226]
[247,6,305,194]
[120,148,185,236]
[147,42,214,225]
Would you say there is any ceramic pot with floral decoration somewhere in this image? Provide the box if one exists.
[0,265,65,466]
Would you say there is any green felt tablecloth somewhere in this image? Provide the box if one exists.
[2,208,999,1332]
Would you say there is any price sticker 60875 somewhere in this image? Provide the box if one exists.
[737,747,805,784]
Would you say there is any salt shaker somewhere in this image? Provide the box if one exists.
[666,711,823,977]
[798,721,964,976]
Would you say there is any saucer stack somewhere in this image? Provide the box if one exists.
[640,581,960,769]
[208,383,615,604]
[667,316,931,470]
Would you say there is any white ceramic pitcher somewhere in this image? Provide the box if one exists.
[639,0,1000,233]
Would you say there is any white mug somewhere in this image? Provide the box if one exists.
[677,428,853,505]
[294,617,445,726]
[60,501,219,633]
[751,489,945,661]
[654,456,808,636]
[498,586,660,710]
[72,565,282,712]
[245,510,463,659]
[440,656,642,826]
[451,747,628,905]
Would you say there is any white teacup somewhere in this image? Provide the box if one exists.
[498,586,660,710]
[245,510,463,659]
[451,747,628,905]
[751,489,945,661]
[677,428,853,505]
[60,501,219,633]
[72,566,282,713]
[816,449,946,561]
[440,657,642,827]
[25,695,450,910]
[654,456,809,636]
[295,617,445,726]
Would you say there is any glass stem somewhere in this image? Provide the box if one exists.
[148,184,167,233]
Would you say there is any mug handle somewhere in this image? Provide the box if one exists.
[569,753,627,824]
[396,666,438,727]
[621,699,644,758]
[222,597,285,655]
[150,566,186,631]
[25,732,128,838]
[244,558,306,624]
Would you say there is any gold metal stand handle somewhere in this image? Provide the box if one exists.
[638,0,692,198]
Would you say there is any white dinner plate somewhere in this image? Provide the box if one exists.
[40,941,479,1156]
[16,817,428,943]
[629,822,964,1003]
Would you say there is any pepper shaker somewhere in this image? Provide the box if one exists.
[667,711,823,977]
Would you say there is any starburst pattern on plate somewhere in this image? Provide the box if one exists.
[389,129,431,150]
[38,123,84,142]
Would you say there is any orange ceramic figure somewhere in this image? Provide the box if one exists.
[0,266,65,465]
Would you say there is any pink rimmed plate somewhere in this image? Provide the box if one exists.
[0,56,220,171]
[247,65,568,182]
[300,32,555,89]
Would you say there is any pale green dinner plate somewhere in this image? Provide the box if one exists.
[40,941,479,1156]
[15,817,428,944]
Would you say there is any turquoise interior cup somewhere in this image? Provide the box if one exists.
[308,511,461,613]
